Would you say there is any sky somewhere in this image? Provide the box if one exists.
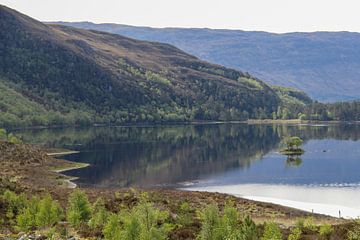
[1,0,360,33]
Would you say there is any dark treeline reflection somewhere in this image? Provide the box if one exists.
[15,123,360,188]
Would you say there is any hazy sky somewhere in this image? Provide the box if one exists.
[1,0,360,33]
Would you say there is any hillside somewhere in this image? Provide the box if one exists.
[0,5,285,128]
[52,22,360,102]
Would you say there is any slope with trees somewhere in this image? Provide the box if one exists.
[0,5,280,128]
[51,21,360,102]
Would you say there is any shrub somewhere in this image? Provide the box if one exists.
[103,213,122,240]
[288,227,302,240]
[198,203,258,240]
[198,204,220,240]
[219,204,242,239]
[7,133,22,144]
[16,196,40,231]
[319,224,333,239]
[130,198,172,240]
[36,195,63,228]
[295,217,305,229]
[261,222,283,240]
[240,215,259,240]
[119,212,141,240]
[2,190,27,221]
[0,128,6,140]
[67,189,92,228]
[347,220,360,240]
[16,195,63,231]
[303,216,317,231]
[88,197,109,229]
[177,201,193,227]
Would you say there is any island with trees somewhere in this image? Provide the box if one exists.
[280,136,305,156]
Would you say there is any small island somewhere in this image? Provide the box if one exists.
[280,136,305,155]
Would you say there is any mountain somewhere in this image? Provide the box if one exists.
[0,5,284,128]
[51,22,360,102]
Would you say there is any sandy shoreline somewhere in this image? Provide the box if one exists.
[185,183,360,219]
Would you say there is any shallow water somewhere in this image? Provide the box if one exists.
[15,123,360,217]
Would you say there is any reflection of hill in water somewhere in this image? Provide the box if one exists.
[15,123,360,188]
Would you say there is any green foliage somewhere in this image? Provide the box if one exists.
[103,213,122,240]
[197,204,220,240]
[348,221,360,240]
[240,215,259,240]
[67,189,92,228]
[7,133,22,144]
[36,195,63,228]
[198,203,258,240]
[0,128,7,140]
[295,216,317,232]
[128,197,172,240]
[303,216,317,231]
[218,204,242,239]
[88,197,109,229]
[0,9,282,128]
[2,190,27,221]
[261,222,282,240]
[288,227,302,240]
[319,224,333,239]
[145,71,171,85]
[0,128,22,144]
[295,218,305,229]
[240,77,264,90]
[282,136,303,150]
[16,196,40,231]
[177,201,194,227]
[10,193,63,232]
[119,212,141,240]
[104,195,172,240]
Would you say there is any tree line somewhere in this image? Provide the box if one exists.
[273,101,360,121]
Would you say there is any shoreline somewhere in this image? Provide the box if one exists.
[52,162,89,188]
[185,183,360,219]
[46,150,80,156]
[241,196,360,219]
[9,119,360,131]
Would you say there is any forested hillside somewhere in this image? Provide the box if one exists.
[53,22,360,102]
[0,5,281,128]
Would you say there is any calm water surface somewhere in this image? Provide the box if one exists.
[15,123,360,217]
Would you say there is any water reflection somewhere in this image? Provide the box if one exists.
[285,155,303,167]
[14,123,360,188]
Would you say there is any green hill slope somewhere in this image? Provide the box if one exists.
[0,5,280,127]
[52,22,360,102]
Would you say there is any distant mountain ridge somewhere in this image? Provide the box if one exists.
[0,5,293,127]
[50,21,360,102]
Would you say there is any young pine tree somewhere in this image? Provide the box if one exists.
[197,204,221,240]
[67,189,92,228]
[103,213,122,240]
[88,197,109,230]
[131,198,172,240]
[119,212,141,240]
[261,222,283,240]
[240,215,259,240]
[218,204,242,239]
[16,196,40,231]
[36,195,63,228]
[2,190,27,222]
